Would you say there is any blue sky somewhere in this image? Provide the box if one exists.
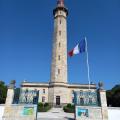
[0,0,120,89]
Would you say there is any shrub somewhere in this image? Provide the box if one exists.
[63,106,67,111]
[38,102,51,112]
[63,104,75,113]
[67,103,72,108]
[38,102,43,107]
[44,103,49,107]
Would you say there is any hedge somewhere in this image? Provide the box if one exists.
[38,102,51,112]
[63,104,75,113]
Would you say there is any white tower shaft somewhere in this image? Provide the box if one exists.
[50,0,68,84]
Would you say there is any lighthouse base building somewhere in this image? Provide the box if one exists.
[21,0,106,109]
[21,82,97,107]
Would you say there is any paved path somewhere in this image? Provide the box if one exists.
[37,108,74,120]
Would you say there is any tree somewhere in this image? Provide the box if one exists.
[0,81,7,104]
[107,85,120,107]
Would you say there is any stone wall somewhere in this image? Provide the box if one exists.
[0,105,5,120]
[75,106,120,120]
[108,107,120,120]
[1,104,120,120]
[75,106,103,120]
[48,86,70,106]
[2,104,37,120]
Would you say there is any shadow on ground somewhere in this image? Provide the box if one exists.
[64,117,74,120]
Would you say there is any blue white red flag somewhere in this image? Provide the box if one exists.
[68,39,86,57]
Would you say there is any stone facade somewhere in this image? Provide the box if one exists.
[50,0,68,84]
[3,105,37,120]
[21,82,97,106]
[75,106,103,120]
[5,89,14,105]
[5,80,15,105]
[49,0,69,105]
[99,89,108,120]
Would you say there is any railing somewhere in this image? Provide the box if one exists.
[13,88,20,104]
[74,91,99,106]
[13,89,39,104]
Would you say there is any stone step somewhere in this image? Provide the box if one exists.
[53,106,62,108]
[37,117,74,120]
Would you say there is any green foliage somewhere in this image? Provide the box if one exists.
[67,103,72,108]
[107,84,120,107]
[44,103,49,107]
[0,81,7,104]
[38,102,51,112]
[63,104,75,113]
[38,102,43,107]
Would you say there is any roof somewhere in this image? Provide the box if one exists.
[21,82,97,89]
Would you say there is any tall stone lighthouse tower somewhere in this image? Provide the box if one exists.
[49,0,69,106]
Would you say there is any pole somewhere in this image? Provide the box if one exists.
[85,37,91,90]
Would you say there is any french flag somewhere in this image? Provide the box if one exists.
[68,39,86,57]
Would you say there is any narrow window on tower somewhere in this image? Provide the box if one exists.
[60,19,61,24]
[58,55,60,60]
[59,42,61,47]
[58,69,60,74]
[59,31,61,36]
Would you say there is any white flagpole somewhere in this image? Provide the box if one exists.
[85,37,91,90]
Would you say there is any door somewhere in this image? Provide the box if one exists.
[56,96,60,105]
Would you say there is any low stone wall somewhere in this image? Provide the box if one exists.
[0,105,5,120]
[75,106,120,120]
[108,107,120,120]
[1,104,120,120]
[75,106,103,120]
[2,104,37,120]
